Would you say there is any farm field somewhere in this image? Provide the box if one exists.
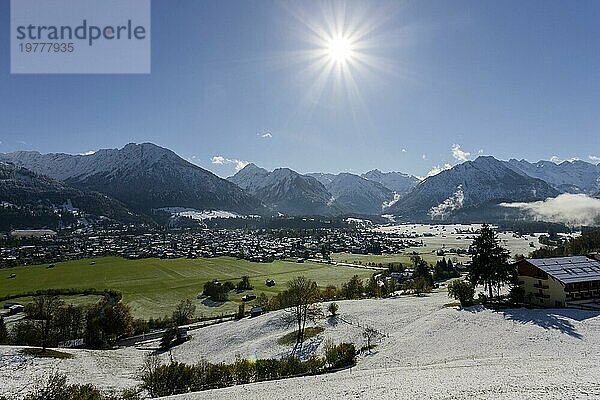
[331,251,468,267]
[0,256,373,319]
[373,223,549,258]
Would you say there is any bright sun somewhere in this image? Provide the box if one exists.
[326,36,354,64]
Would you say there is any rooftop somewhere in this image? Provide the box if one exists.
[526,256,600,284]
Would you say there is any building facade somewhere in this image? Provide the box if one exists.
[517,256,600,308]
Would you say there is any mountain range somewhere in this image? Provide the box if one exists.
[505,159,600,194]
[1,143,265,215]
[386,156,561,221]
[2,143,599,227]
[228,164,340,216]
[0,161,141,230]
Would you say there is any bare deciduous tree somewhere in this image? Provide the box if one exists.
[362,326,381,353]
[172,299,196,326]
[280,276,322,354]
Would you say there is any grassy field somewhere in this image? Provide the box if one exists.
[331,250,470,267]
[1,257,373,319]
[5,294,104,308]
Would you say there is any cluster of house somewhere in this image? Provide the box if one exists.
[0,226,424,266]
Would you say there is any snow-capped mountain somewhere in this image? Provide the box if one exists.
[1,143,265,215]
[505,159,600,194]
[229,165,342,215]
[226,163,270,193]
[361,169,420,194]
[387,156,560,220]
[0,162,141,228]
[307,172,394,215]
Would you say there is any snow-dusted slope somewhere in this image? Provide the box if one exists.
[388,156,560,220]
[311,172,395,215]
[227,163,270,192]
[229,165,343,215]
[4,291,600,399]
[362,169,420,194]
[1,143,265,214]
[0,162,140,226]
[506,159,600,194]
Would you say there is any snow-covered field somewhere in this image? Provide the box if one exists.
[2,291,600,399]
[157,208,241,221]
[373,223,565,256]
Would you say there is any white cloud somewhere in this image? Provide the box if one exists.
[451,144,471,162]
[589,155,600,163]
[79,150,96,156]
[211,155,249,171]
[211,156,226,165]
[500,194,600,226]
[426,163,452,177]
[422,154,427,160]
[258,131,272,138]
[429,185,465,220]
[550,155,581,163]
[401,148,406,153]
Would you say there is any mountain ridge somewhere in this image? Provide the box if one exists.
[1,143,265,215]
[0,161,143,229]
[387,156,560,221]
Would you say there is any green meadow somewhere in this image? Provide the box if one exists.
[1,256,373,319]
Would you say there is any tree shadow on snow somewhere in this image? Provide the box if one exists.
[278,336,323,361]
[457,305,598,339]
[294,337,323,360]
[327,315,339,327]
[498,308,595,339]
[460,305,486,313]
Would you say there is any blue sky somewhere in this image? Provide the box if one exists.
[1,0,599,177]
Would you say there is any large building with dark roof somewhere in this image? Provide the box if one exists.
[516,256,600,308]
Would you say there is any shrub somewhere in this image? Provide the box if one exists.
[327,302,339,317]
[232,357,255,384]
[321,285,338,300]
[255,358,281,381]
[279,356,307,377]
[236,303,245,320]
[447,280,475,306]
[403,276,432,296]
[324,342,356,369]
[0,317,8,344]
[305,354,325,375]
[172,299,196,326]
[63,383,103,399]
[203,281,230,302]
[255,292,269,311]
[236,276,253,291]
[141,360,196,397]
[204,363,234,389]
[160,326,177,349]
[341,275,364,299]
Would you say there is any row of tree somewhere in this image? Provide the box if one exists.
[6,294,134,350]
[141,342,357,398]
